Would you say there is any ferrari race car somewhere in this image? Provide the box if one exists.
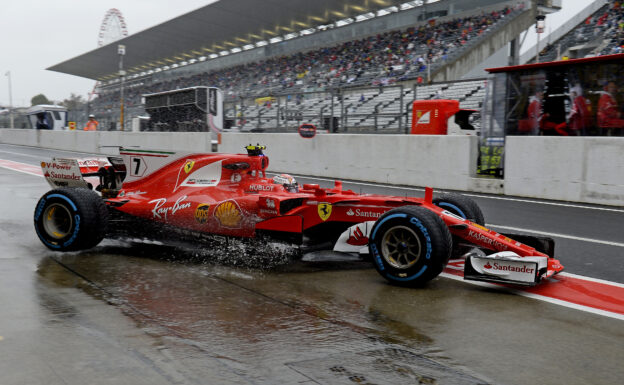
[34,145,564,286]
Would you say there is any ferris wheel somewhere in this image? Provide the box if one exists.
[98,8,128,47]
[90,9,129,102]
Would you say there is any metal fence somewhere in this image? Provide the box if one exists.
[224,78,487,134]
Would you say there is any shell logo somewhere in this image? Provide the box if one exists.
[214,201,242,228]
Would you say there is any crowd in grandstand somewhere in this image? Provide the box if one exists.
[600,1,624,55]
[93,4,524,113]
[536,1,624,62]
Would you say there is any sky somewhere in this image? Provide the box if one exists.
[0,0,590,107]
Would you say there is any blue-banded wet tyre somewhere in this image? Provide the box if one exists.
[34,188,109,251]
[369,206,452,286]
[433,193,485,225]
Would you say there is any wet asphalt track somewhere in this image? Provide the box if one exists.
[0,143,622,385]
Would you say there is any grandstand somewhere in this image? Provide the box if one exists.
[529,0,621,62]
[47,0,566,132]
[226,78,487,133]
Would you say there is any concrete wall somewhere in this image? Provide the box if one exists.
[220,133,479,192]
[2,129,622,206]
[0,129,215,155]
[505,137,624,206]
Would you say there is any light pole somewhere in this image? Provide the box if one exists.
[535,15,545,63]
[5,71,14,129]
[118,44,126,131]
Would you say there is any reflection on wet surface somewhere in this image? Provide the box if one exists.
[36,243,490,384]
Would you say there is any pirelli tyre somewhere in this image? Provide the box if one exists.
[34,188,109,251]
[369,206,452,286]
[433,193,485,225]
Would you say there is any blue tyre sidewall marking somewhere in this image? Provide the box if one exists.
[371,212,433,282]
[436,202,466,219]
[391,265,427,282]
[47,194,78,211]
[34,198,46,221]
[35,193,81,249]
[371,213,406,239]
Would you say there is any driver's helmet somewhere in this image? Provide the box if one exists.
[273,173,298,193]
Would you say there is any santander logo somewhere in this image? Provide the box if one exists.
[481,261,534,274]
[347,226,368,246]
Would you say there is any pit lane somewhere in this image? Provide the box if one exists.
[0,143,622,385]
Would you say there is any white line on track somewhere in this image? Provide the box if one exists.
[439,272,624,321]
[487,224,624,248]
[280,173,624,213]
[0,164,42,178]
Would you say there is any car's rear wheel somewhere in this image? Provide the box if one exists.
[34,188,108,251]
[369,206,452,286]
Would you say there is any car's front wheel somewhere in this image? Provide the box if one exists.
[369,206,452,286]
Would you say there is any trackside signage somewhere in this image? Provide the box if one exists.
[298,123,316,139]
[470,256,538,283]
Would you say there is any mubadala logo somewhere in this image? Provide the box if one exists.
[346,208,382,218]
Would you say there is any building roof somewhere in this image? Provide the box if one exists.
[47,0,410,81]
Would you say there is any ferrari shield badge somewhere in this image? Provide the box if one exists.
[318,202,332,221]
[184,160,195,174]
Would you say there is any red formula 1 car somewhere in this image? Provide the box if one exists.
[33,145,563,286]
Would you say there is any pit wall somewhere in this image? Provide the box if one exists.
[504,136,624,206]
[219,133,480,192]
[1,129,622,206]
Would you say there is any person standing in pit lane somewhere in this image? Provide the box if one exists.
[597,80,624,135]
[84,114,99,131]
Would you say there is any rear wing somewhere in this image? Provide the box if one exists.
[41,157,126,193]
